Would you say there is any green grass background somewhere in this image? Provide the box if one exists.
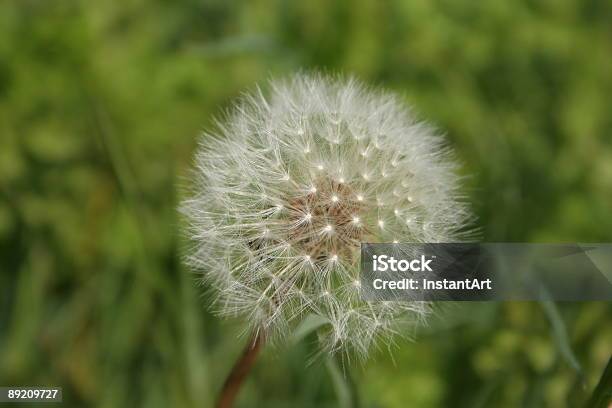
[0,0,611,406]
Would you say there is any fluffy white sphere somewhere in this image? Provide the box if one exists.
[182,74,472,358]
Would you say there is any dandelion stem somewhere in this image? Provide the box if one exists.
[216,331,263,408]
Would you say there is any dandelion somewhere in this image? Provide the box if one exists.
[181,73,472,407]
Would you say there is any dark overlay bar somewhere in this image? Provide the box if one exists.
[360,243,612,301]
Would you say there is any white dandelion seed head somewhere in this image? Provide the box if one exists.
[181,73,473,360]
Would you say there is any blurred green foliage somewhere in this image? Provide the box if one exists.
[1,0,611,407]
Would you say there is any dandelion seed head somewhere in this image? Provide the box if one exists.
[181,73,473,360]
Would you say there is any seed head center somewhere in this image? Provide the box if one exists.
[287,178,367,260]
